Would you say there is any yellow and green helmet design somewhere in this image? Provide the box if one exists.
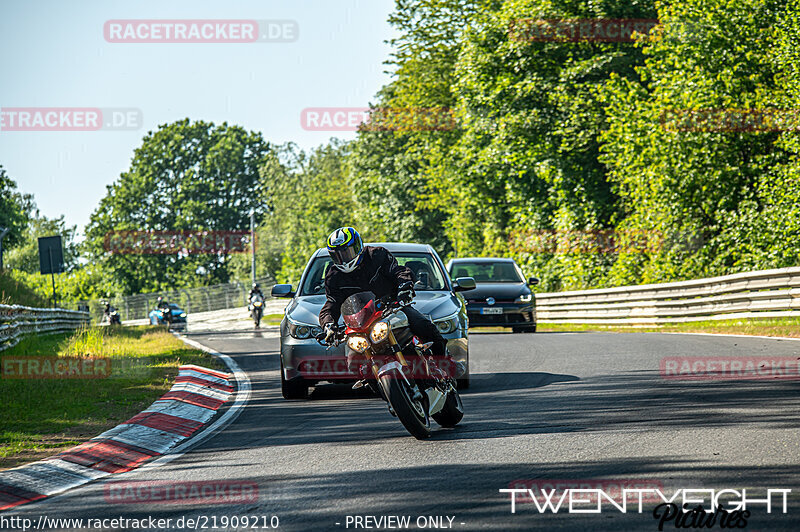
[327,227,364,273]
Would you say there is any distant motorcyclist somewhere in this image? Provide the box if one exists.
[248,283,265,328]
[319,226,465,378]
[249,283,264,301]
[155,296,173,325]
[102,300,120,325]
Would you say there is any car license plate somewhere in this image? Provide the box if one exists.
[480,307,503,315]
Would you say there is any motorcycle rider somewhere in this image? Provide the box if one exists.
[319,226,465,378]
[248,283,264,302]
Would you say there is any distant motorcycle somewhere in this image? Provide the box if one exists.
[103,303,121,326]
[157,307,173,326]
[249,293,264,328]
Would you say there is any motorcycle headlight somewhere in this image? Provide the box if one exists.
[254,301,263,307]
[434,312,459,335]
[516,293,532,303]
[370,321,389,343]
[347,336,369,353]
[180,312,187,317]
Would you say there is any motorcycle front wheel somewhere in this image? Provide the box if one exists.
[380,372,431,440]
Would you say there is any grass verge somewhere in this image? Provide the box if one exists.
[262,313,284,326]
[0,325,224,471]
[536,317,800,338]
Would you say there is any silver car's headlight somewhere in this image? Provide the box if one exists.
[370,321,389,343]
[434,311,460,335]
[347,336,369,353]
[516,293,532,303]
[288,318,322,340]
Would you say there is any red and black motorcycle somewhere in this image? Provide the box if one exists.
[318,291,464,439]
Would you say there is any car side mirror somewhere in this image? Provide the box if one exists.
[528,276,540,286]
[453,277,476,292]
[271,284,295,298]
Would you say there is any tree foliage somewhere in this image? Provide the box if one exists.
[238,140,356,284]
[0,165,34,253]
[85,119,272,294]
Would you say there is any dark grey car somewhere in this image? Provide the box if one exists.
[271,243,476,399]
[446,257,539,333]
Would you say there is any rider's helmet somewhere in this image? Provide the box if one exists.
[327,227,364,273]
[252,283,260,290]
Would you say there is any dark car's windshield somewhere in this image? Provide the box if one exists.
[300,252,447,295]
[449,261,523,283]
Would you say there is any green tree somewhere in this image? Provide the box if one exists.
[430,0,656,289]
[599,0,800,284]
[239,141,356,284]
[5,210,79,273]
[0,165,34,255]
[85,119,272,295]
[347,0,482,259]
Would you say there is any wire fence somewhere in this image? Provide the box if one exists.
[76,275,276,324]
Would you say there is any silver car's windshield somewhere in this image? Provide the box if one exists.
[300,252,448,295]
[450,261,524,283]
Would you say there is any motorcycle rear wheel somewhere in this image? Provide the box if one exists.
[381,373,431,440]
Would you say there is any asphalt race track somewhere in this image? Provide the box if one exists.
[5,330,800,531]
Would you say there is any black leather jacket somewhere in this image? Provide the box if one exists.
[249,289,264,300]
[319,246,413,327]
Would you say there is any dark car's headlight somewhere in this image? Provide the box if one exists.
[434,311,460,334]
[515,294,532,303]
[288,318,322,339]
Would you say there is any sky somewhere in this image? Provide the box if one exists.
[0,0,398,234]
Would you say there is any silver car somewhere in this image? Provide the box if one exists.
[271,242,476,399]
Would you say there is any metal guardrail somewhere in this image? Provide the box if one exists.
[536,267,800,324]
[0,305,91,352]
